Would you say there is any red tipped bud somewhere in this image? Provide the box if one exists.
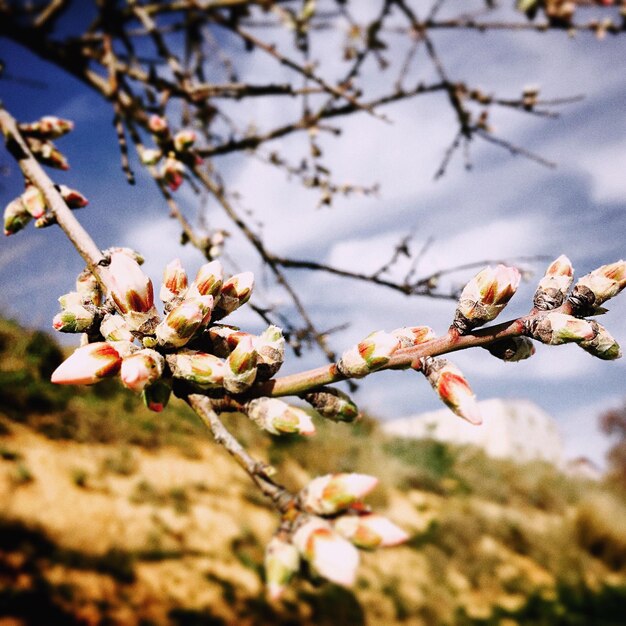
[58,185,88,208]
[265,536,300,601]
[224,335,257,393]
[173,129,196,152]
[334,514,409,549]
[255,325,285,379]
[160,258,188,303]
[246,398,315,436]
[570,260,626,314]
[20,185,47,218]
[120,349,164,393]
[20,116,74,139]
[187,260,223,298]
[339,331,400,378]
[422,357,482,425]
[160,155,185,191]
[148,114,168,135]
[100,314,134,342]
[391,325,436,348]
[51,342,122,385]
[4,198,31,235]
[166,350,226,388]
[533,255,574,310]
[155,295,213,348]
[26,138,69,169]
[213,271,254,318]
[142,380,171,413]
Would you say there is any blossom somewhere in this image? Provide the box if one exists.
[51,342,122,385]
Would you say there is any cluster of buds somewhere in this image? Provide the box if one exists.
[264,473,408,599]
[141,114,200,191]
[3,181,87,236]
[17,115,74,171]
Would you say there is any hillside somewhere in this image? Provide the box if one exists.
[1,318,626,626]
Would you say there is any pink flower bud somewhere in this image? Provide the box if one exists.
[100,314,134,342]
[246,398,315,436]
[528,312,595,346]
[156,295,213,348]
[173,129,196,152]
[224,335,257,393]
[148,114,168,135]
[20,185,47,218]
[422,357,482,425]
[454,265,520,332]
[160,258,188,303]
[334,514,409,549]
[51,342,122,385]
[214,271,254,318]
[208,326,251,357]
[108,252,154,314]
[533,255,574,310]
[20,115,74,139]
[300,473,378,515]
[265,536,300,601]
[52,302,95,333]
[120,349,164,393]
[292,517,359,587]
[255,325,285,379]
[187,260,223,298]
[4,198,31,235]
[166,350,226,388]
[161,155,185,191]
[391,326,436,348]
[571,260,626,313]
[27,138,69,170]
[339,331,400,378]
[58,185,89,209]
[140,148,162,166]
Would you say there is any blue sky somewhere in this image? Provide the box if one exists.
[1,3,625,464]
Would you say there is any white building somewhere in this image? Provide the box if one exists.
[382,398,564,467]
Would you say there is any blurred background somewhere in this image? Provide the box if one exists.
[1,1,626,624]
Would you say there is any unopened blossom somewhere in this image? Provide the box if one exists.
[100,314,134,342]
[578,321,621,361]
[292,516,359,587]
[264,536,300,601]
[300,473,378,516]
[255,325,285,379]
[4,198,31,235]
[303,387,359,423]
[120,349,164,393]
[148,114,168,135]
[485,336,536,362]
[391,326,436,348]
[187,260,223,299]
[570,260,626,314]
[208,326,251,357]
[53,301,95,333]
[453,265,521,333]
[104,247,145,265]
[140,148,162,166]
[58,185,89,208]
[223,335,258,393]
[20,116,73,139]
[76,269,101,305]
[108,251,158,331]
[160,258,188,304]
[142,380,171,413]
[527,312,595,346]
[161,155,185,191]
[51,342,122,385]
[422,357,482,425]
[533,255,574,310]
[338,331,400,378]
[246,397,315,436]
[334,514,409,549]
[27,138,69,169]
[173,129,196,152]
[166,350,226,388]
[155,295,213,348]
[20,185,46,218]
[213,271,254,318]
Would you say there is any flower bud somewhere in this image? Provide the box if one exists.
[20,185,47,218]
[160,258,188,303]
[303,387,359,423]
[265,535,300,601]
[213,271,254,318]
[142,380,171,413]
[391,326,436,348]
[292,517,359,587]
[58,185,89,208]
[255,325,285,379]
[156,295,213,349]
[246,398,315,436]
[338,331,400,378]
[453,265,520,333]
[100,314,134,342]
[173,129,196,152]
[187,260,223,298]
[4,198,32,235]
[148,114,168,135]
[527,312,595,346]
[108,251,158,331]
[300,473,378,516]
[578,321,621,361]
[120,349,164,393]
[569,260,626,314]
[140,148,162,166]
[485,336,535,362]
[166,350,226,388]
[334,514,409,549]
[27,138,69,169]
[20,116,74,139]
[53,302,95,333]
[161,155,185,191]
[51,342,122,385]
[422,357,482,425]
[208,326,251,357]
[76,269,102,306]
[224,335,257,393]
[104,247,144,265]
[533,255,574,311]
